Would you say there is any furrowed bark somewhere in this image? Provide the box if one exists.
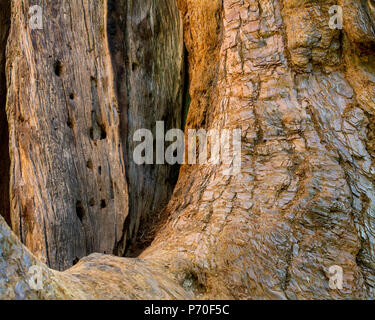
[1,0,375,300]
[141,0,375,299]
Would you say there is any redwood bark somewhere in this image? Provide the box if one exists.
[1,0,375,300]
[141,0,375,299]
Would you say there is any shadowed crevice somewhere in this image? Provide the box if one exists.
[181,44,191,131]
[107,0,130,256]
[107,0,184,256]
[0,1,10,226]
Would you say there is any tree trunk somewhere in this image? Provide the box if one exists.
[6,0,129,271]
[3,0,183,270]
[1,0,375,300]
[141,0,375,299]
[0,216,191,299]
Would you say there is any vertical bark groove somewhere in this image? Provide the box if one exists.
[107,0,184,255]
[0,0,10,226]
[6,0,129,270]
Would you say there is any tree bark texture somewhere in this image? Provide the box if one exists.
[1,0,375,300]
[141,0,375,299]
[108,0,184,254]
[3,0,183,270]
[0,216,191,299]
[6,0,129,270]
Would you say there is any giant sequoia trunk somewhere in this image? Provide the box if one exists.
[1,0,375,300]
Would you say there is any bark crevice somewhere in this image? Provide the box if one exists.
[107,0,184,256]
[0,0,10,227]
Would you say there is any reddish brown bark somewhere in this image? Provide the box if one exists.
[1,0,375,300]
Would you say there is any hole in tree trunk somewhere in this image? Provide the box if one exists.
[0,1,10,226]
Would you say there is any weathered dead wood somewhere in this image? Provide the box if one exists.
[6,0,129,270]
